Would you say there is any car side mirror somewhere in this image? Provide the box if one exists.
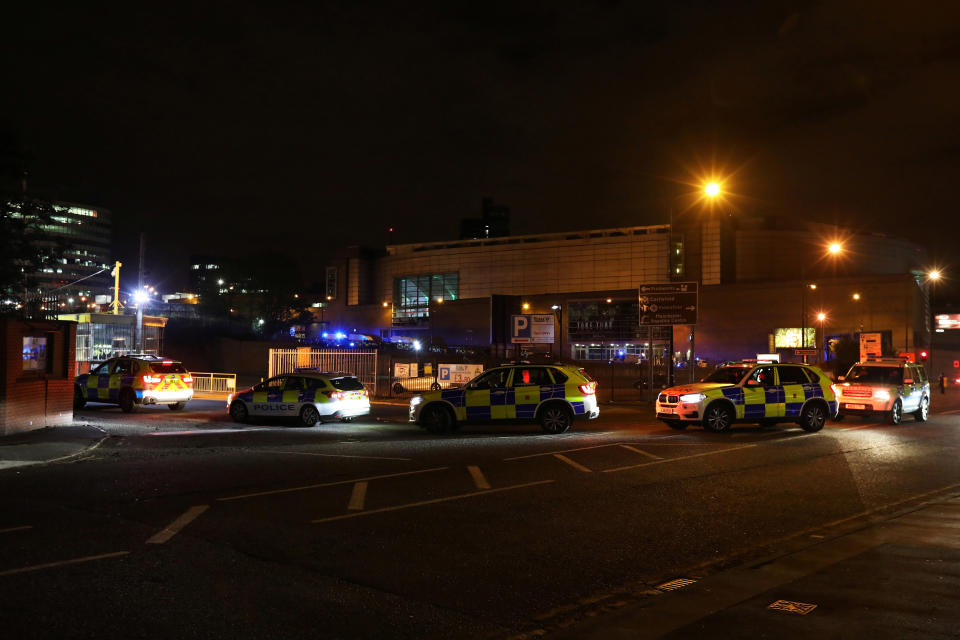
[837,375,845,381]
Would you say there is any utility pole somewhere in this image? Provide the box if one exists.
[136,232,145,352]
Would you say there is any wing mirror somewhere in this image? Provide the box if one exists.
[837,375,845,381]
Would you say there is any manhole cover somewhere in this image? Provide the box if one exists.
[768,599,817,615]
[657,578,697,591]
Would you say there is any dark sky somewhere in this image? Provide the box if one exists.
[3,1,960,293]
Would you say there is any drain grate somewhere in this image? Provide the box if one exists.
[768,600,817,615]
[657,578,697,591]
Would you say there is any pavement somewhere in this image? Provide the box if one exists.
[0,424,107,470]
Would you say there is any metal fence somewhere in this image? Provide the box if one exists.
[390,376,452,393]
[190,372,237,394]
[269,349,378,396]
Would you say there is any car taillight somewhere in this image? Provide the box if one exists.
[143,375,161,388]
[362,389,369,398]
[323,390,344,401]
[579,383,596,395]
[182,375,193,385]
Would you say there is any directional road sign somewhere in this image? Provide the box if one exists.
[638,282,698,325]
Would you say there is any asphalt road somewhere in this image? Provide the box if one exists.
[2,392,960,639]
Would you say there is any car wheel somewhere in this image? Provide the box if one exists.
[119,388,137,413]
[539,403,573,434]
[800,402,826,432]
[703,403,734,433]
[913,397,929,422]
[300,405,321,427]
[168,402,186,411]
[421,404,455,434]
[665,420,686,430]
[229,400,249,423]
[429,382,441,391]
[73,386,86,410]
[886,399,903,425]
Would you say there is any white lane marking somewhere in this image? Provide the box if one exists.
[505,442,624,461]
[620,444,663,460]
[148,429,270,436]
[603,444,756,473]
[0,551,129,577]
[554,454,592,472]
[257,449,411,462]
[842,424,875,431]
[468,465,491,490]
[313,480,554,524]
[0,525,32,535]
[146,505,209,544]
[218,467,449,501]
[348,482,368,511]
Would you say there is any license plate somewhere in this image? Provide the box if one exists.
[660,407,674,414]
[846,404,866,410]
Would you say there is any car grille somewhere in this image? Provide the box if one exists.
[658,393,679,404]
[842,388,873,398]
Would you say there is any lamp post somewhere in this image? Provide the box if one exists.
[551,304,563,360]
[926,269,942,371]
[816,311,827,363]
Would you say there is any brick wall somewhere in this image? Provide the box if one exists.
[0,318,77,436]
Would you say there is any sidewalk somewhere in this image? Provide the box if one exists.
[0,425,107,471]
[558,490,960,639]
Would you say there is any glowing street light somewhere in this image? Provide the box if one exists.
[817,312,826,322]
[522,302,530,310]
[828,242,843,255]
[852,292,861,301]
[928,269,941,281]
[704,182,721,197]
[134,289,149,304]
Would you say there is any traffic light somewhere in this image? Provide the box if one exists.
[920,350,928,362]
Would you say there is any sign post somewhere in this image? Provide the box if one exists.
[510,314,556,344]
[639,282,699,397]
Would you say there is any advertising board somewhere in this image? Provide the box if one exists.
[511,314,555,344]
[438,363,484,384]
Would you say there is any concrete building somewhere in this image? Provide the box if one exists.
[318,212,931,368]
[30,202,112,297]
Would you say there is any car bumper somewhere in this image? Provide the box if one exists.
[655,401,703,422]
[139,389,194,404]
[837,399,894,414]
[322,400,370,418]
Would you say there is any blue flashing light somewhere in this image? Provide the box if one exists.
[349,342,355,348]
[321,331,329,338]
[618,350,625,357]
[335,332,346,340]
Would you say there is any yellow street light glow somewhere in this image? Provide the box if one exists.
[606,298,613,303]
[852,293,861,300]
[817,312,826,321]
[382,301,389,307]
[809,283,817,290]
[929,269,941,281]
[435,297,443,303]
[704,182,721,197]
[522,302,530,310]
[828,242,843,254]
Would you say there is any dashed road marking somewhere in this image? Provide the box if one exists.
[218,466,449,501]
[620,444,663,460]
[0,551,129,577]
[312,480,554,523]
[468,465,491,489]
[147,505,209,544]
[0,525,32,535]
[554,454,592,472]
[348,482,368,511]
[603,444,756,473]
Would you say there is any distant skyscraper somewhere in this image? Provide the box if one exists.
[25,201,113,296]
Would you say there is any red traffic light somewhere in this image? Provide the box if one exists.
[920,350,928,360]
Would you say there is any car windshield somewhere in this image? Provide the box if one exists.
[149,362,187,374]
[702,367,748,384]
[845,366,903,385]
[330,377,365,391]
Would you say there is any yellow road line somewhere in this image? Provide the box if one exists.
[0,525,32,535]
[218,466,449,501]
[620,444,663,460]
[147,505,209,544]
[603,444,756,473]
[348,482,368,511]
[0,551,129,577]
[554,454,592,472]
[312,480,554,524]
[468,465,491,489]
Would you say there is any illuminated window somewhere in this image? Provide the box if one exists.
[392,273,458,324]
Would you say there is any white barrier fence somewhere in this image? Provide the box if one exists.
[269,349,378,396]
[190,372,237,394]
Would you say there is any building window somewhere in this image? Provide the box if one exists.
[22,336,48,372]
[392,273,458,324]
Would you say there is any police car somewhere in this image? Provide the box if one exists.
[74,355,194,412]
[835,358,930,424]
[409,364,599,434]
[656,361,838,432]
[227,369,370,427]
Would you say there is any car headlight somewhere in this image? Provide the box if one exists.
[410,396,422,406]
[873,389,891,401]
[679,393,705,403]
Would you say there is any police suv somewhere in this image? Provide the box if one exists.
[74,355,193,412]
[656,361,838,432]
[409,363,599,434]
[227,369,370,427]
[834,358,930,424]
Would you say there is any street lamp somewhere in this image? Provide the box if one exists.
[704,182,721,198]
[551,304,563,360]
[817,311,827,362]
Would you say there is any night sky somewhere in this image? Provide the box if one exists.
[3,2,959,293]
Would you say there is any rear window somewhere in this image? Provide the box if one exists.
[330,377,365,391]
[148,362,187,374]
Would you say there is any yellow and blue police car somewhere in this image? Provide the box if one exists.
[409,363,599,434]
[656,361,838,432]
[74,355,194,412]
[227,369,371,427]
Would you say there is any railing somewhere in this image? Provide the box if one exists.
[390,376,455,393]
[269,349,378,396]
[190,372,237,394]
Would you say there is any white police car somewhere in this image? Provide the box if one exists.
[227,369,370,427]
